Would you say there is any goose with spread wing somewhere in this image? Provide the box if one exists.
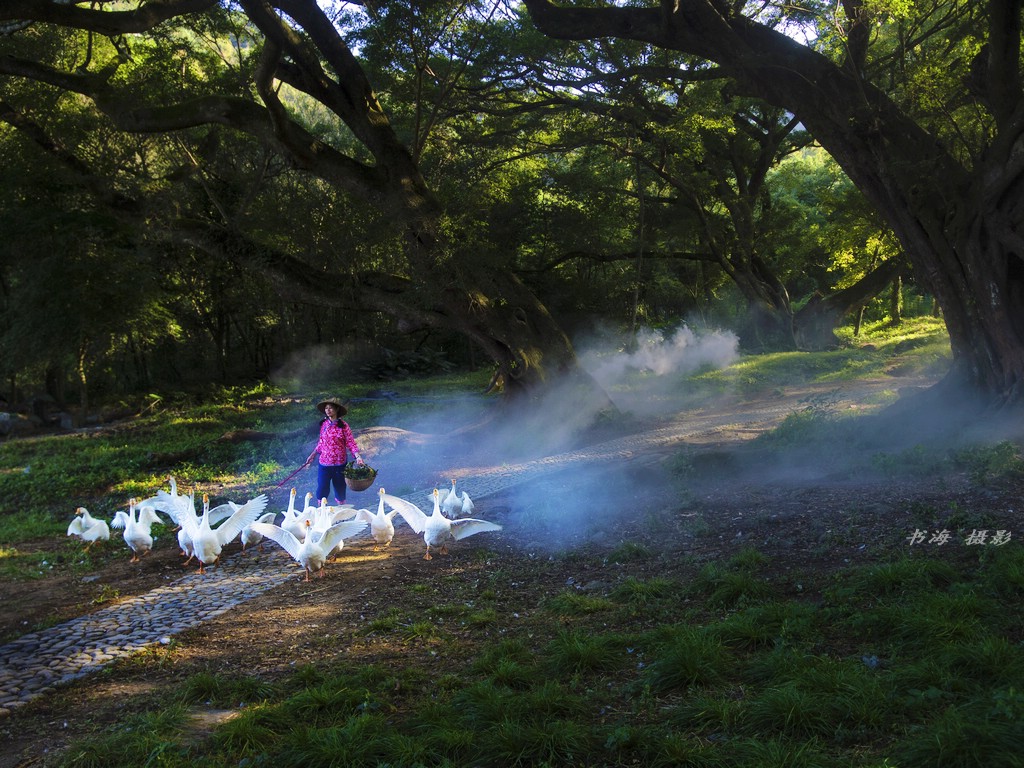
[251,517,367,581]
[149,475,193,525]
[355,488,400,550]
[111,498,163,562]
[240,511,279,553]
[66,507,110,550]
[147,479,200,562]
[179,492,269,573]
[307,499,360,558]
[384,489,501,560]
[170,489,199,562]
[440,478,475,519]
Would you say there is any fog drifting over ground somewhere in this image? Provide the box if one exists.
[274,324,1014,554]
[577,324,739,417]
[313,324,745,552]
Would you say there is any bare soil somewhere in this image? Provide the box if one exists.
[2,377,1021,767]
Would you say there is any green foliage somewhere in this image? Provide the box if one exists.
[343,461,377,481]
[606,540,652,563]
[48,540,1024,768]
[473,717,594,766]
[871,444,951,477]
[25,325,1024,768]
[727,546,769,571]
[57,704,190,768]
[177,671,280,708]
[711,600,820,650]
[542,628,626,675]
[892,697,1024,768]
[722,736,831,768]
[542,589,614,616]
[470,638,534,674]
[833,555,961,599]
[675,690,746,732]
[687,562,776,608]
[742,682,839,739]
[953,441,1024,483]
[610,575,676,603]
[359,347,457,380]
[978,545,1024,599]
[643,625,734,691]
[213,703,290,756]
[689,317,949,399]
[287,681,376,727]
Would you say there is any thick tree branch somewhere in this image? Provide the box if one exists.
[521,248,719,274]
[0,0,217,35]
[805,257,906,319]
[164,221,478,340]
[520,0,965,196]
[238,0,442,255]
[0,54,394,204]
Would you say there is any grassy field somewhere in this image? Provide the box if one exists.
[4,317,1024,767]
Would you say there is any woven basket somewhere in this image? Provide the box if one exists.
[345,475,375,492]
[344,463,377,492]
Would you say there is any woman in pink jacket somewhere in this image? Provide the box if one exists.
[304,398,365,505]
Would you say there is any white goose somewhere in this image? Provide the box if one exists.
[240,511,279,553]
[440,478,475,519]
[251,517,367,581]
[384,489,501,560]
[178,492,269,573]
[282,490,314,543]
[314,498,358,526]
[280,487,299,521]
[309,499,360,557]
[158,482,235,528]
[150,475,192,524]
[171,489,199,563]
[111,498,163,562]
[302,491,316,516]
[356,488,400,550]
[152,481,204,563]
[66,507,110,550]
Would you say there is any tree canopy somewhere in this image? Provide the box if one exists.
[0,0,966,414]
[522,0,1024,404]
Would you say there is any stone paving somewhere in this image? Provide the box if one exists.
[0,405,778,716]
[0,558,297,715]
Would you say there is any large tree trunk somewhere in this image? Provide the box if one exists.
[794,258,905,350]
[942,219,1024,399]
[521,0,1024,405]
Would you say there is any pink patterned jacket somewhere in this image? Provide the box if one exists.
[314,419,360,466]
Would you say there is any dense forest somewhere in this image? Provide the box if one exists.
[0,0,1015,418]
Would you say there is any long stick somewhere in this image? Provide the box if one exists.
[275,462,310,489]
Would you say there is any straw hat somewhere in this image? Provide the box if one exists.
[316,398,348,416]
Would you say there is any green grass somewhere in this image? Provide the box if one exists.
[688,316,949,398]
[177,671,281,708]
[643,625,736,690]
[46,547,1024,768]
[543,628,627,674]
[543,589,615,615]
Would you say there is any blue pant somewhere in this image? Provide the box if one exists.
[316,464,346,504]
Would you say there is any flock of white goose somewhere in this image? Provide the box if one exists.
[67,477,502,581]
